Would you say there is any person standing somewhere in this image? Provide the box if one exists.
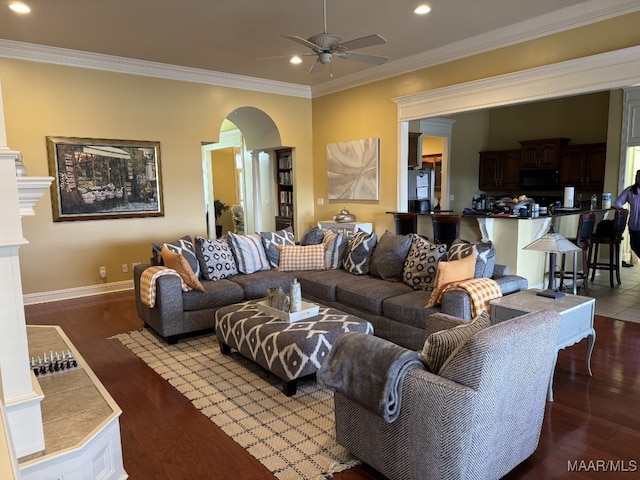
[613,169,640,264]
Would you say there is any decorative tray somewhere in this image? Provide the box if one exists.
[256,300,320,322]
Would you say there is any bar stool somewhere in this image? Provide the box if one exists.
[554,211,596,295]
[432,214,461,249]
[588,209,629,287]
[393,213,418,235]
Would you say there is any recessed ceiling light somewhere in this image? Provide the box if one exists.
[290,56,303,64]
[9,2,31,14]
[414,5,431,15]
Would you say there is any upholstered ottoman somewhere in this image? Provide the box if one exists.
[215,300,373,396]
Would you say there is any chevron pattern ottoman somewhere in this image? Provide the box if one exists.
[215,300,373,396]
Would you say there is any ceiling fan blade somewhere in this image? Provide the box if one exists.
[337,34,387,51]
[309,59,326,74]
[282,34,321,51]
[340,51,388,65]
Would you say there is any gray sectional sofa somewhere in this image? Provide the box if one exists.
[133,231,527,350]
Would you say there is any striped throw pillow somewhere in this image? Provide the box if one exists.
[322,230,347,269]
[227,232,271,274]
[277,244,327,271]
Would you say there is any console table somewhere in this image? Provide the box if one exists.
[317,221,373,238]
[490,290,595,401]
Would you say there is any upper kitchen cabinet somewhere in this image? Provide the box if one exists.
[519,138,570,169]
[559,143,606,188]
[479,149,520,191]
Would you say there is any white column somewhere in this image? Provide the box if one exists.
[251,150,263,232]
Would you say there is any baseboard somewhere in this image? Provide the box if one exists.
[22,280,133,305]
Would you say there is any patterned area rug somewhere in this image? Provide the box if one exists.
[114,328,359,480]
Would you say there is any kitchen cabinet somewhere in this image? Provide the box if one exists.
[275,148,294,233]
[559,143,606,188]
[408,132,422,167]
[519,138,570,169]
[478,149,520,191]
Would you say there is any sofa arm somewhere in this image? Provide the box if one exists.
[492,264,509,277]
[440,290,473,319]
[424,312,471,336]
[493,274,528,296]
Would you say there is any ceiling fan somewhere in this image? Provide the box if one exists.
[281,0,388,74]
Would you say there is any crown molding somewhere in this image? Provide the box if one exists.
[0,39,312,99]
[311,0,640,97]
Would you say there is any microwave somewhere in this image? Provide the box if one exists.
[520,169,559,190]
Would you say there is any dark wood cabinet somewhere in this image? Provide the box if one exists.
[559,143,606,188]
[478,149,520,191]
[275,148,293,232]
[408,132,422,167]
[519,138,570,169]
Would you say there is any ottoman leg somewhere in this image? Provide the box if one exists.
[219,341,231,355]
[283,379,297,397]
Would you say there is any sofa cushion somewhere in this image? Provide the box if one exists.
[323,230,347,269]
[370,230,412,282]
[425,254,477,308]
[295,269,355,302]
[228,270,295,299]
[152,235,200,278]
[277,244,326,271]
[336,277,413,316]
[299,225,325,246]
[449,239,497,278]
[228,232,271,274]
[260,227,294,268]
[421,310,491,372]
[343,230,377,275]
[161,245,205,292]
[403,235,448,291]
[383,290,441,330]
[194,236,238,281]
[182,279,245,312]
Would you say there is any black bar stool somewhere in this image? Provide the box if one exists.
[393,213,418,235]
[554,211,596,295]
[588,209,629,287]
[432,214,461,249]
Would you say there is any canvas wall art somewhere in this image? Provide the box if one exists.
[326,137,379,200]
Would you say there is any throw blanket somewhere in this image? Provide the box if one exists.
[140,266,190,308]
[317,332,425,423]
[431,277,502,317]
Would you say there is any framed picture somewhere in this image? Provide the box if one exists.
[46,136,164,221]
[327,137,379,200]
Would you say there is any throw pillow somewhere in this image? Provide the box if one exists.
[152,235,200,278]
[343,230,377,275]
[425,253,477,308]
[421,310,491,373]
[449,239,497,278]
[194,235,238,281]
[260,227,295,268]
[370,230,413,282]
[299,225,325,246]
[277,244,327,271]
[403,235,448,291]
[227,232,271,274]
[161,245,205,292]
[322,230,347,269]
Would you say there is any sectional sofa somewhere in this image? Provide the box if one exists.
[133,229,527,350]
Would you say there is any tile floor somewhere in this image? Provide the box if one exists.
[568,261,640,322]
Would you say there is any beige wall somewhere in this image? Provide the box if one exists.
[211,148,236,236]
[2,59,312,294]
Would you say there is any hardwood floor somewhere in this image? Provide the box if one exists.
[24,291,640,479]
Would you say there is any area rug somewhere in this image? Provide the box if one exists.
[114,328,359,480]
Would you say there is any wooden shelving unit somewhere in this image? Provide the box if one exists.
[275,148,293,231]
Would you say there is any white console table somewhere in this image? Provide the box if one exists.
[490,290,595,402]
[318,221,373,238]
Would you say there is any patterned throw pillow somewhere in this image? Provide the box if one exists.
[403,235,448,291]
[421,311,491,373]
[277,244,327,271]
[260,227,295,268]
[227,232,271,274]
[194,236,238,281]
[299,225,325,246]
[161,245,205,292]
[322,230,347,269]
[370,230,413,282]
[343,230,377,275]
[449,239,497,278]
[152,235,200,278]
[425,253,477,308]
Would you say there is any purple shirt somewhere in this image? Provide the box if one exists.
[613,186,640,230]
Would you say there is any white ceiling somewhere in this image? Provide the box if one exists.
[0,0,638,96]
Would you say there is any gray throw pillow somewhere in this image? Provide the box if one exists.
[421,311,491,373]
[343,230,377,275]
[195,236,238,281]
[370,230,413,282]
[323,229,347,269]
[152,235,200,278]
[449,239,496,278]
[227,232,271,274]
[300,226,325,246]
[260,227,294,268]
[403,235,448,290]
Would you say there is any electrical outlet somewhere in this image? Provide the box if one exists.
[317,198,324,205]
[99,266,107,279]
[122,263,128,273]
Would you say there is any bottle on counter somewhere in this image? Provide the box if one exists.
[289,278,302,313]
[590,194,598,210]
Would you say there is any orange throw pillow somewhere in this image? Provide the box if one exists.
[161,245,205,292]
[425,253,476,308]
